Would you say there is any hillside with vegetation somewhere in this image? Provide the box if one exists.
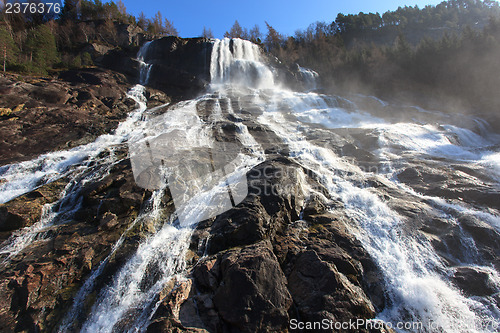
[2,0,500,122]
[0,0,177,75]
[256,0,500,121]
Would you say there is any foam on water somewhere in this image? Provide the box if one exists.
[366,120,500,183]
[280,90,385,128]
[480,151,500,181]
[274,92,500,182]
[81,92,264,331]
[298,66,319,91]
[256,92,499,332]
[0,84,148,205]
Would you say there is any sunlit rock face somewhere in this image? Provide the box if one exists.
[0,37,499,333]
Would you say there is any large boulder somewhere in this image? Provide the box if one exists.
[115,23,147,47]
[145,154,386,332]
[212,241,292,332]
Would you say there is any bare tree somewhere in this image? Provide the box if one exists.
[152,11,163,34]
[202,26,214,39]
[264,22,283,51]
[249,25,262,43]
[164,18,178,36]
[117,0,127,16]
[137,11,147,29]
[224,20,248,39]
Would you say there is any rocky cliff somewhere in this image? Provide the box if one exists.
[0,36,499,333]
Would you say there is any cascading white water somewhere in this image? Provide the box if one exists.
[256,98,500,332]
[0,84,149,262]
[137,41,153,85]
[75,39,268,332]
[210,38,275,89]
[57,188,154,332]
[0,83,148,206]
[298,66,319,91]
[203,39,500,331]
[79,95,264,332]
[4,36,497,332]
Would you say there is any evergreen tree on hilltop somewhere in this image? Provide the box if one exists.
[25,24,58,74]
[0,26,19,72]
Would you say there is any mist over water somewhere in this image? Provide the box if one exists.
[203,38,500,332]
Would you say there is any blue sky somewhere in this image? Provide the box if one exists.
[122,0,446,38]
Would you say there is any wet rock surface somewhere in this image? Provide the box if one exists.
[142,36,310,99]
[2,89,499,332]
[143,97,389,332]
[0,155,149,332]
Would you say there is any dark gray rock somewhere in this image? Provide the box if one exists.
[0,70,137,165]
[213,241,292,332]
[453,266,497,296]
[142,37,212,98]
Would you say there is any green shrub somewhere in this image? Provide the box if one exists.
[81,52,94,66]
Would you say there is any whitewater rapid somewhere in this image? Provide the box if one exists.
[205,38,500,332]
[79,93,264,332]
[0,38,499,332]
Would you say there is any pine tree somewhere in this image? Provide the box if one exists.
[25,25,58,73]
[60,0,80,21]
[0,26,19,72]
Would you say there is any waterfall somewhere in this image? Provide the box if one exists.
[74,39,266,332]
[79,96,264,331]
[203,38,499,332]
[210,38,275,89]
[0,84,149,261]
[137,41,152,85]
[298,66,319,91]
[2,37,498,332]
[256,96,500,332]
[0,85,148,206]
